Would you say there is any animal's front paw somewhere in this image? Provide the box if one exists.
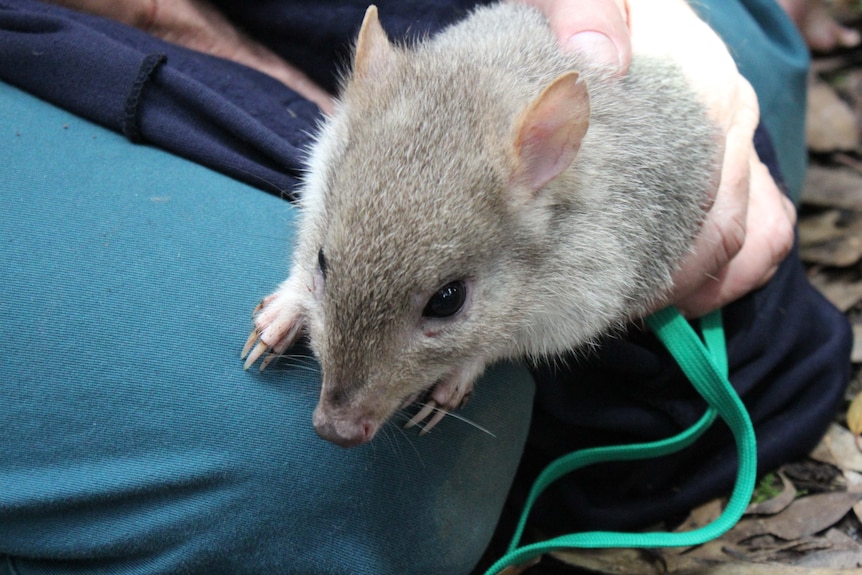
[241,280,306,371]
[404,359,484,434]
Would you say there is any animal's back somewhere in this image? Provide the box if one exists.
[407,2,718,353]
[328,2,718,358]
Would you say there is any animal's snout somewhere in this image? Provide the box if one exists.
[312,406,377,448]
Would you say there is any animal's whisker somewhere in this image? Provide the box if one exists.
[267,362,321,375]
[256,353,320,374]
[402,401,496,439]
[432,408,496,438]
[383,416,426,466]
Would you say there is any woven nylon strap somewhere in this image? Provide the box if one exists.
[486,307,757,574]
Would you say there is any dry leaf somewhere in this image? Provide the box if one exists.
[666,537,862,575]
[787,528,862,568]
[807,271,862,311]
[822,527,859,549]
[766,492,861,540]
[802,165,862,211]
[498,556,540,575]
[746,471,797,516]
[810,424,862,472]
[834,66,862,120]
[676,566,862,575]
[740,537,834,563]
[797,207,862,267]
[793,548,862,569]
[848,389,862,435]
[799,209,846,245]
[853,323,862,364]
[800,235,862,267]
[674,498,725,532]
[844,469,862,493]
[853,498,862,523]
[729,491,861,541]
[550,547,660,575]
[806,81,859,152]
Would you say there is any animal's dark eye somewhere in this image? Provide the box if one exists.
[318,248,327,280]
[423,280,467,319]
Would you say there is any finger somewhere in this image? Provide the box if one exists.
[522,0,632,73]
[165,0,336,114]
[61,0,337,114]
[44,0,157,29]
[668,88,758,306]
[627,0,740,128]
[234,43,336,114]
[674,157,796,317]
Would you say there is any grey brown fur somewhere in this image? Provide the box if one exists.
[242,2,719,447]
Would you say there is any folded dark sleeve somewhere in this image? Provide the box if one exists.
[0,0,322,196]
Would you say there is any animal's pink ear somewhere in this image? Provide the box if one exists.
[512,72,591,192]
[354,5,394,81]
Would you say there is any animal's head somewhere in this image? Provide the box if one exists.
[299,6,591,446]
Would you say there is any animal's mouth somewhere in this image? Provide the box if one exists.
[397,373,444,410]
[401,379,451,435]
[398,387,428,411]
[314,378,452,447]
[310,382,432,447]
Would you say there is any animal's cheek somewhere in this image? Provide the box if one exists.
[392,345,456,386]
[309,264,326,302]
[418,309,471,340]
[302,306,328,358]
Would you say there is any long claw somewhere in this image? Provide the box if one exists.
[241,329,260,359]
[251,301,263,317]
[259,351,278,371]
[271,321,303,356]
[419,408,448,435]
[243,341,269,370]
[404,400,437,429]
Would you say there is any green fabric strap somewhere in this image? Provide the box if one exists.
[485,307,757,574]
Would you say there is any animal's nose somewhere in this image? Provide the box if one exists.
[312,407,376,447]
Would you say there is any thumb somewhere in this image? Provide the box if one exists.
[524,0,632,73]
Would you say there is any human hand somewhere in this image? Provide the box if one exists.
[627,0,796,317]
[521,0,631,73]
[45,0,335,114]
[523,0,797,317]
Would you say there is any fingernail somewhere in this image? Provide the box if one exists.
[565,31,621,70]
